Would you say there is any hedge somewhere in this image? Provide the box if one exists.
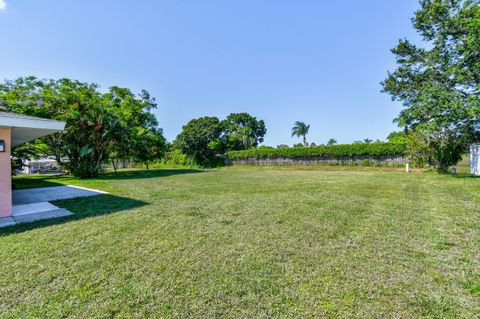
[226,142,407,160]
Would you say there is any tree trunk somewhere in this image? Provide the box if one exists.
[146,162,149,170]
[112,158,117,175]
[303,135,307,147]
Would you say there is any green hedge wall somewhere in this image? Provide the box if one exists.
[226,142,407,160]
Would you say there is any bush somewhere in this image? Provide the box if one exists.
[156,149,197,168]
[226,142,407,160]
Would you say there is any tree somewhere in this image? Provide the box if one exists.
[382,0,480,170]
[407,126,466,170]
[64,100,124,177]
[133,128,166,170]
[277,144,289,149]
[222,113,266,150]
[0,76,165,177]
[103,86,164,170]
[291,121,310,146]
[174,116,223,165]
[327,138,337,146]
[363,138,373,144]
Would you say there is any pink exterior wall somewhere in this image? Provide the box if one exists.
[0,128,12,217]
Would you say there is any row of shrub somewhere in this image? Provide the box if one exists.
[226,142,407,160]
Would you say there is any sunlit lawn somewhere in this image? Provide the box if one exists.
[1,167,479,318]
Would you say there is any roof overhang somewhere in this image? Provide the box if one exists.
[0,112,65,147]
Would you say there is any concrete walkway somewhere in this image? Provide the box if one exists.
[0,185,106,228]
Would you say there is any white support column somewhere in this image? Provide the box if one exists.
[470,144,480,176]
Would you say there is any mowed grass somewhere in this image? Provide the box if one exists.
[2,168,479,318]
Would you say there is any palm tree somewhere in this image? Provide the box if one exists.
[291,121,310,146]
[327,138,337,146]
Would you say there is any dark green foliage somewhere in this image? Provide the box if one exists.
[382,0,480,169]
[174,116,224,165]
[222,112,266,150]
[65,101,123,177]
[174,113,267,166]
[0,76,165,177]
[227,142,407,160]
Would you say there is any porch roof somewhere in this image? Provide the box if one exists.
[0,111,65,147]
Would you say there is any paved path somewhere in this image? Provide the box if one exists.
[0,185,106,228]
[13,185,106,205]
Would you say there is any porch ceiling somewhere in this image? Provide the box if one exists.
[0,111,65,147]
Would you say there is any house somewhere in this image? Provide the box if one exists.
[0,111,65,218]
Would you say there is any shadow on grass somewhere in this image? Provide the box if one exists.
[451,174,480,179]
[95,169,205,180]
[0,194,147,236]
[13,169,205,190]
[12,177,67,190]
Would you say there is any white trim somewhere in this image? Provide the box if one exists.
[0,113,65,131]
[66,185,109,194]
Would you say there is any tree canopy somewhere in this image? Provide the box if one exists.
[382,0,480,169]
[174,116,224,166]
[174,113,267,166]
[0,76,165,177]
[222,112,266,150]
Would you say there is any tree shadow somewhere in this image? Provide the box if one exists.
[0,194,147,236]
[12,169,205,189]
[12,177,67,190]
[450,173,480,179]
[95,169,205,181]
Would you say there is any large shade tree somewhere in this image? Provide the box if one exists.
[174,116,224,166]
[382,0,480,170]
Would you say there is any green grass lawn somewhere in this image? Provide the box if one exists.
[2,168,479,318]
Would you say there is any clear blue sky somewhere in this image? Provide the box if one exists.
[0,0,421,146]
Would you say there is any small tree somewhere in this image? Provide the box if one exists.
[291,121,310,146]
[133,128,167,170]
[407,126,467,171]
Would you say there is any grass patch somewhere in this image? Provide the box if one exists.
[2,167,479,317]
